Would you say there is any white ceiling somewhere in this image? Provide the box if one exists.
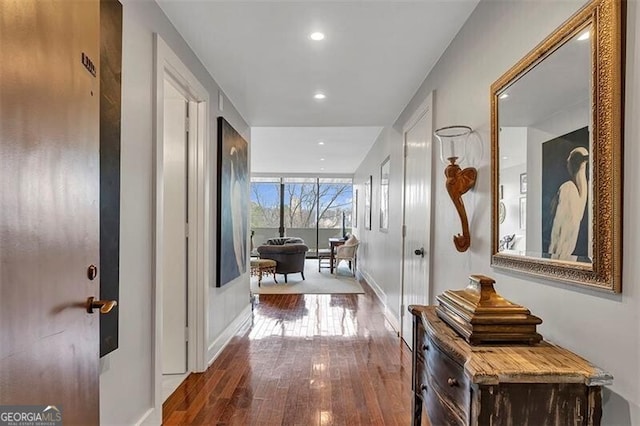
[157,0,480,173]
[251,126,383,174]
[498,27,591,127]
[498,30,591,170]
[499,127,527,170]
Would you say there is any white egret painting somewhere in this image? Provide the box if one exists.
[217,117,248,287]
[541,126,590,262]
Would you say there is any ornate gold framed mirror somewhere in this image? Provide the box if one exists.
[490,0,624,292]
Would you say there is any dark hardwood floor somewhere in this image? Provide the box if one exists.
[163,283,415,425]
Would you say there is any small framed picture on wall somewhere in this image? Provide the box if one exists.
[353,189,358,228]
[364,175,372,230]
[519,196,527,230]
[379,157,390,232]
[520,173,527,194]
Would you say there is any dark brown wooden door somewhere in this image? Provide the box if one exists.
[0,1,101,424]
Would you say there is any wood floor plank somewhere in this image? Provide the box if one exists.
[163,281,415,425]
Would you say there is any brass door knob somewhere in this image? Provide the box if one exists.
[447,377,459,387]
[86,296,117,314]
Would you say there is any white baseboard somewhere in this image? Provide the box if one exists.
[361,270,386,305]
[360,270,400,335]
[207,304,252,366]
[384,306,401,334]
[135,408,159,426]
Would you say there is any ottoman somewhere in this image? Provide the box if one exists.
[250,259,277,287]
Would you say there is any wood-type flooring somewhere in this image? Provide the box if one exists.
[163,283,415,425]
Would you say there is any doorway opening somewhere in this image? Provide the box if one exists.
[151,35,210,422]
[161,78,190,398]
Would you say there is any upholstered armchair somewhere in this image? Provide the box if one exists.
[334,235,359,276]
[257,239,309,283]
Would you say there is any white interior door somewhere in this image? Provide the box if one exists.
[401,96,433,349]
[162,79,188,374]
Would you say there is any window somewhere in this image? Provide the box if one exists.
[250,177,280,229]
[250,176,353,257]
[318,178,352,231]
[282,178,318,229]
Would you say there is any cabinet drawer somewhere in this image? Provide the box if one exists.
[425,337,469,419]
[416,366,465,426]
[423,372,465,426]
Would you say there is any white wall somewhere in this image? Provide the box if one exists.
[353,127,404,323]
[359,0,640,424]
[500,164,526,245]
[498,126,527,251]
[99,1,250,424]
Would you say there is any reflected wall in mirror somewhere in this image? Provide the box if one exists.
[491,0,624,292]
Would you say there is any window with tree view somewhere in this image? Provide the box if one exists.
[319,178,352,233]
[282,178,317,230]
[250,177,353,256]
[250,178,280,229]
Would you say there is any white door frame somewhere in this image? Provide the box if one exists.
[399,91,433,344]
[150,34,209,421]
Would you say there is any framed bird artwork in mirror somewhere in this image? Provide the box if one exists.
[216,117,249,287]
[490,0,624,293]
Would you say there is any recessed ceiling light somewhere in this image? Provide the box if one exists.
[320,158,325,161]
[310,32,325,41]
[499,93,509,100]
[502,156,509,160]
[320,167,325,171]
[577,31,590,41]
[314,93,326,100]
[318,141,325,145]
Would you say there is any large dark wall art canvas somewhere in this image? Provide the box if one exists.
[216,117,249,287]
[100,0,122,357]
[541,126,590,261]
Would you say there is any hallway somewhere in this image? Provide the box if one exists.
[162,285,414,425]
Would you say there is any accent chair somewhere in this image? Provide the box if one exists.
[334,235,359,276]
[257,238,309,283]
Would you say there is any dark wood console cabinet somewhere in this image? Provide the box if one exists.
[410,306,612,426]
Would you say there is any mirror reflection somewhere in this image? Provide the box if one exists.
[497,23,593,263]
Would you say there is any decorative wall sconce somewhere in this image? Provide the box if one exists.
[434,125,478,252]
